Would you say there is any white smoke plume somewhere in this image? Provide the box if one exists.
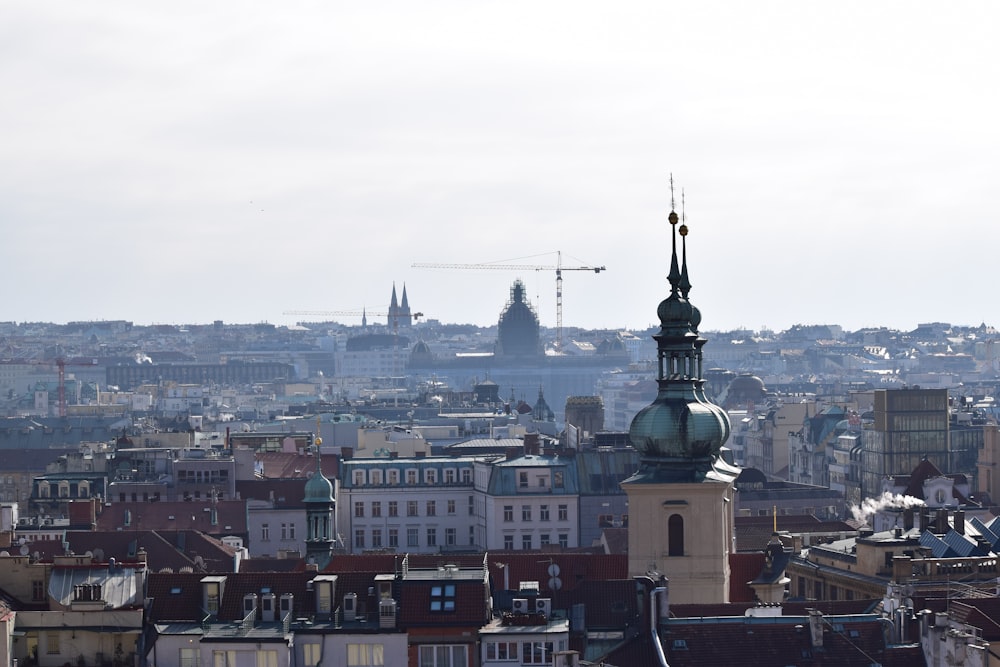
[850,491,925,525]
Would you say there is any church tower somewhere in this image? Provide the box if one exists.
[622,192,740,604]
[304,443,336,569]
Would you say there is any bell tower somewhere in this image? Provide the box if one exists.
[622,184,740,604]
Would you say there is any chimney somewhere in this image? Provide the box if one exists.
[903,508,914,531]
[506,447,521,461]
[919,508,930,532]
[935,508,948,534]
[954,509,965,535]
[808,609,824,648]
[341,448,353,461]
[524,432,540,456]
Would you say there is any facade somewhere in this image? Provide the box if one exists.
[621,204,740,605]
[861,388,950,499]
[340,455,478,554]
[479,452,580,552]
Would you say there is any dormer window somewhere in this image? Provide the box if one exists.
[353,470,366,486]
[387,469,399,485]
[425,469,437,484]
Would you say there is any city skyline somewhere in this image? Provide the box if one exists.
[4,2,998,332]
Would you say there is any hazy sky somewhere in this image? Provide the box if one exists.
[3,2,997,333]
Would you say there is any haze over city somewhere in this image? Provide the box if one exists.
[3,2,997,332]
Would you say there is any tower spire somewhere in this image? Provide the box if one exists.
[667,175,681,293]
[679,189,692,299]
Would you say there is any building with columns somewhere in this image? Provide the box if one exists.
[622,204,740,605]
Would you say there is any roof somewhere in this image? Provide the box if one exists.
[95,499,248,535]
[48,564,145,610]
[65,529,237,573]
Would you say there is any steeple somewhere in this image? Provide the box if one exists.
[622,179,740,603]
[400,283,412,327]
[304,443,336,568]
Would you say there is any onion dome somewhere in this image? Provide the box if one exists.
[304,444,334,503]
[627,191,737,483]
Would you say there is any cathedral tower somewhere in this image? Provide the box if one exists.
[622,192,740,604]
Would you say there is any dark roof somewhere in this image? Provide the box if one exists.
[95,499,248,535]
[65,529,236,573]
[146,571,317,623]
[236,478,308,508]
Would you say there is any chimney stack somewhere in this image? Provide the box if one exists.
[954,509,965,535]
[903,508,914,532]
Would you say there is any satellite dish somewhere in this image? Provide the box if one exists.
[0,552,9,557]
[93,548,105,562]
[547,563,561,577]
[32,551,40,562]
[548,577,563,590]
[19,544,29,556]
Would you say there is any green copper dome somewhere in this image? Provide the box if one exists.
[626,200,736,483]
[304,451,334,503]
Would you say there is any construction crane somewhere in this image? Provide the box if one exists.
[413,251,605,351]
[33,357,99,418]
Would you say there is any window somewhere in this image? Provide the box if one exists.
[372,501,382,518]
[408,527,419,547]
[668,514,684,557]
[540,533,550,546]
[32,580,45,601]
[558,504,568,521]
[446,527,456,546]
[213,651,236,667]
[281,523,288,540]
[558,534,568,548]
[427,500,436,516]
[425,469,437,484]
[372,528,382,548]
[389,528,399,548]
[347,643,385,666]
[522,642,554,665]
[445,469,456,483]
[256,651,277,667]
[408,500,419,517]
[179,648,200,667]
[353,470,365,485]
[522,506,532,521]
[447,499,456,515]
[429,584,456,611]
[388,470,399,485]
[486,642,518,661]
[418,645,466,667]
[407,470,418,484]
[537,475,548,488]
[370,469,383,485]
[46,631,61,655]
[302,643,322,667]
[261,523,270,541]
[355,501,365,518]
[388,501,399,517]
[504,535,514,550]
[461,469,472,483]
[289,523,296,539]
[469,526,475,545]
[427,528,437,547]
[468,496,475,516]
[554,471,564,488]
[519,471,529,488]
[540,505,550,521]
[503,505,514,522]
[522,534,532,550]
[355,529,365,549]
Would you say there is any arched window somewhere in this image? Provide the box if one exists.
[668,514,684,557]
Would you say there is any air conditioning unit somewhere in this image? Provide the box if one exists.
[535,598,551,618]
[512,598,529,614]
[379,598,397,629]
[260,592,277,622]
[343,592,358,621]
[280,593,294,617]
[243,593,258,617]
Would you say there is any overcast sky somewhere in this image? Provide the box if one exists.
[3,2,997,334]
